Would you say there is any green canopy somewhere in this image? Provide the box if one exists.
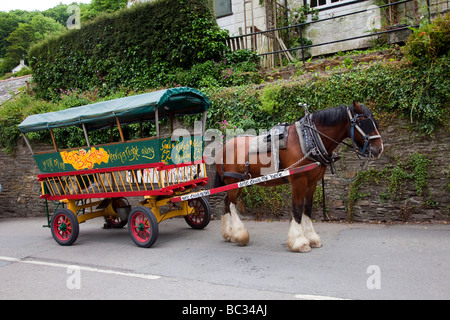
[18,87,210,133]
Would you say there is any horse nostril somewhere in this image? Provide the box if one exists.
[372,146,383,158]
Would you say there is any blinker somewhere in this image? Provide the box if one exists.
[359,118,376,133]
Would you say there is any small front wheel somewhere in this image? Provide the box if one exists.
[51,208,79,246]
[127,206,159,248]
[185,197,211,229]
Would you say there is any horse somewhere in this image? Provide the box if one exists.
[214,102,383,252]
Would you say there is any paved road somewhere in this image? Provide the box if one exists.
[0,217,448,301]
[0,75,31,103]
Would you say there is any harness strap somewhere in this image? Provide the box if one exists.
[220,150,251,182]
[347,108,381,156]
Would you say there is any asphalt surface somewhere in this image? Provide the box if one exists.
[0,217,449,300]
[0,75,31,103]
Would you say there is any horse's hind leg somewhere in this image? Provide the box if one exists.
[221,189,249,246]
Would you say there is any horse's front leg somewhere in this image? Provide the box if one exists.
[221,190,249,246]
[287,178,311,252]
[303,185,322,248]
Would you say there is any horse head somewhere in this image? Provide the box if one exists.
[348,102,384,159]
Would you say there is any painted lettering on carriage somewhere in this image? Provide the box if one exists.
[60,147,109,170]
[107,145,140,164]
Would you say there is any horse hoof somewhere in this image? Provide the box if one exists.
[310,240,322,248]
[309,236,322,248]
[287,239,311,253]
[232,228,250,246]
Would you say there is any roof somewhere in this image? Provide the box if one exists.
[18,87,210,133]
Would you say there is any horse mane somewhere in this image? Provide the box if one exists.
[310,103,378,128]
[312,105,348,127]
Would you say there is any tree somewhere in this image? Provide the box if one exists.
[0,12,20,58]
[0,23,34,74]
[30,14,65,41]
[0,16,64,74]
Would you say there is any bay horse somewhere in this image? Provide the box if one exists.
[214,102,383,252]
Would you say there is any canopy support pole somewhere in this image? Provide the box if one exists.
[21,132,34,155]
[49,129,58,152]
[155,108,160,139]
[116,117,125,142]
[82,123,91,148]
[202,111,207,136]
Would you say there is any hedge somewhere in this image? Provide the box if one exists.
[28,0,228,100]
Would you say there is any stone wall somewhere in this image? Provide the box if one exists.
[0,141,43,218]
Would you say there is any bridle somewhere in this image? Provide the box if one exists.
[347,107,381,158]
[298,103,382,182]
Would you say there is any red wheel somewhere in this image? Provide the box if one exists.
[185,197,211,229]
[127,206,158,248]
[51,208,79,246]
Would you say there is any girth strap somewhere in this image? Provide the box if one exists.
[221,151,251,182]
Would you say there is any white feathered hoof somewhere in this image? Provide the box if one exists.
[287,219,312,253]
[221,213,232,242]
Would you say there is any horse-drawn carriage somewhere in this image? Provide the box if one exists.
[19,87,211,248]
[19,86,383,252]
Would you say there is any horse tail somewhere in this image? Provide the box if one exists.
[214,170,225,188]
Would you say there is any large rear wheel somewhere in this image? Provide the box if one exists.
[185,197,211,229]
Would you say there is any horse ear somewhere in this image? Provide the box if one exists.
[353,101,362,113]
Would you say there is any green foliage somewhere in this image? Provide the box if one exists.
[402,13,450,65]
[0,93,56,154]
[259,84,283,114]
[258,56,448,133]
[29,0,229,100]
[241,184,291,218]
[170,50,261,88]
[281,5,318,53]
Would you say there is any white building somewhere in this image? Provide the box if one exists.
[11,60,28,74]
[215,0,446,61]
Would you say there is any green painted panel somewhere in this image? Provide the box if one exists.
[34,136,204,174]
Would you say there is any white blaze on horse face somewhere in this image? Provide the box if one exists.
[287,219,311,253]
[373,127,384,159]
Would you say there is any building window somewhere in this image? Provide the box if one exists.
[310,0,352,8]
[215,0,232,18]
